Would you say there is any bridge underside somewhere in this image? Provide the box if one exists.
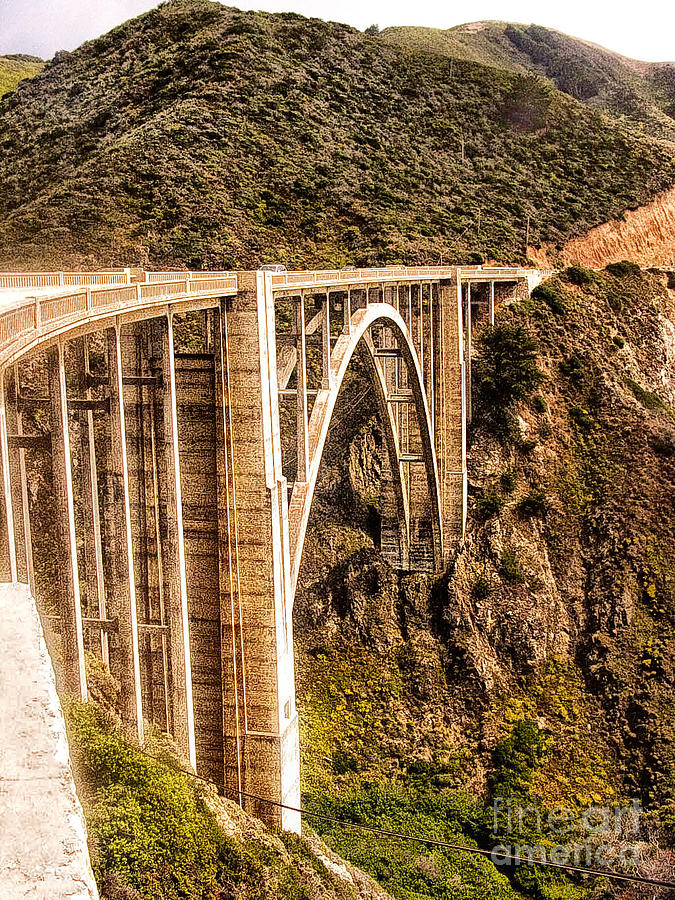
[0,266,542,830]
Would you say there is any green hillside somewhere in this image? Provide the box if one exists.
[383,23,675,141]
[1,1,675,270]
[0,54,43,98]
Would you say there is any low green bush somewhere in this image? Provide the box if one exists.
[531,282,565,315]
[500,468,517,493]
[625,377,665,411]
[67,703,226,900]
[490,719,550,800]
[472,575,492,600]
[605,260,641,277]
[569,405,594,432]
[476,488,505,521]
[563,265,595,286]
[499,549,525,583]
[306,781,518,900]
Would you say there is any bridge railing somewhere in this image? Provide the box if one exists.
[458,266,557,280]
[0,275,238,364]
[144,270,237,283]
[0,265,552,362]
[270,266,458,290]
[0,270,132,289]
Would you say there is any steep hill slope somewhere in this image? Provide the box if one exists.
[294,265,675,898]
[66,698,394,900]
[383,22,675,141]
[2,1,675,269]
[0,54,43,98]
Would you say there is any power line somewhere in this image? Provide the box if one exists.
[237,789,675,891]
[122,745,675,892]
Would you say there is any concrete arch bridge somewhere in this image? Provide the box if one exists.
[0,264,549,832]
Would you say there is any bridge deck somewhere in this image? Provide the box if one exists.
[0,582,98,899]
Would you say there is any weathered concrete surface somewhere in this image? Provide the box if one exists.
[0,582,98,899]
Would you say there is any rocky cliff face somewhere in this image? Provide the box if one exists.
[293,265,675,897]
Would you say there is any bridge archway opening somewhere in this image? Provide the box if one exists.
[273,292,443,602]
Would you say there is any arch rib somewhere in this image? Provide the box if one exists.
[288,303,442,597]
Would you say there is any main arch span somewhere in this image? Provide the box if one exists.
[0,264,549,832]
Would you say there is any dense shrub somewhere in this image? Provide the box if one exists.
[563,265,595,286]
[472,575,492,599]
[531,281,565,315]
[500,73,552,131]
[605,260,641,277]
[66,703,350,900]
[500,468,517,493]
[475,324,543,440]
[569,405,594,432]
[517,488,548,518]
[499,549,525,583]
[476,487,505,521]
[67,703,225,899]
[625,377,665,411]
[490,719,550,799]
[307,781,517,900]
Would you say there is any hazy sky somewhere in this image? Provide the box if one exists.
[1,0,674,63]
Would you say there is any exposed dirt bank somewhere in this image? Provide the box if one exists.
[532,186,675,268]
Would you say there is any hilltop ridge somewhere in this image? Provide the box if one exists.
[2,0,675,270]
[383,22,675,141]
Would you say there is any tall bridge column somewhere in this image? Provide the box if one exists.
[216,273,300,832]
[104,326,144,744]
[47,344,88,701]
[436,276,467,556]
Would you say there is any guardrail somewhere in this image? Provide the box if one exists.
[270,266,457,290]
[0,276,238,364]
[0,271,132,289]
[144,270,236,283]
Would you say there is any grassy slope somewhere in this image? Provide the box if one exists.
[67,694,393,900]
[293,267,675,899]
[0,54,43,98]
[382,23,675,141]
[1,1,675,269]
